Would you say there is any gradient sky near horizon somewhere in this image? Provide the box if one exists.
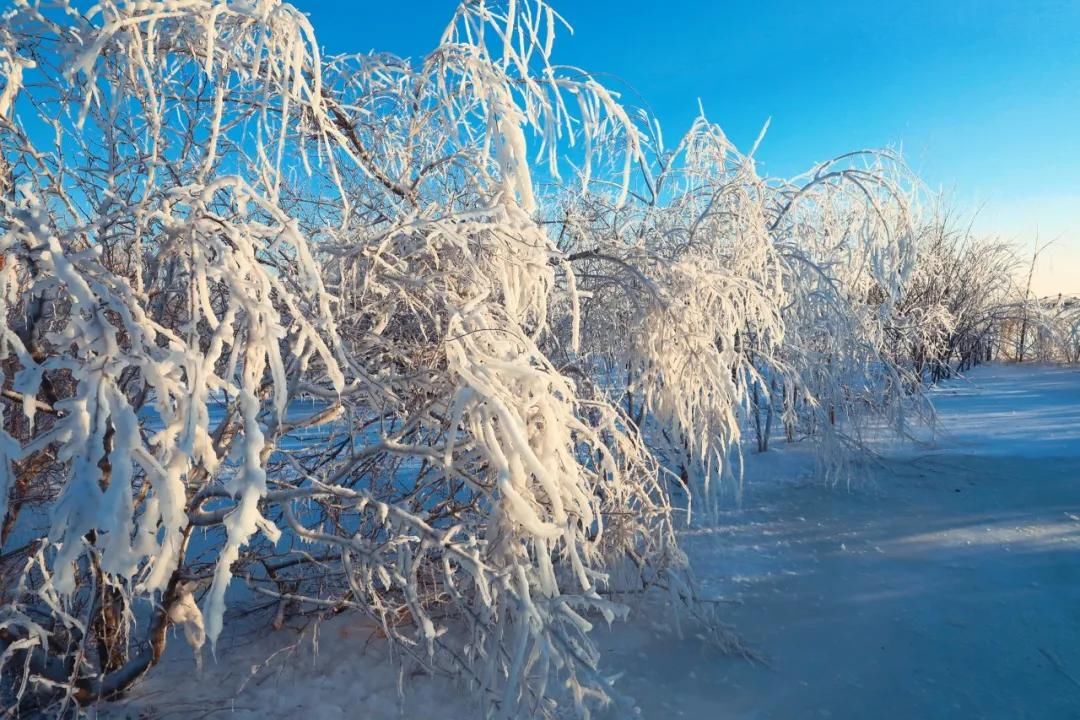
[306,0,1080,295]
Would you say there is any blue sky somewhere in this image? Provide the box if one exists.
[306,1,1080,295]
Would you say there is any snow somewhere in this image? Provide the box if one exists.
[102,363,1080,718]
[595,362,1080,718]
[103,614,468,720]
[921,364,1080,457]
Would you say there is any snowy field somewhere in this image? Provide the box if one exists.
[104,364,1080,719]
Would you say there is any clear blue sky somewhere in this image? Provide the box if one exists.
[305,1,1080,295]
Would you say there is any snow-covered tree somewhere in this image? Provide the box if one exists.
[0,1,704,717]
[552,114,926,491]
[893,213,1019,381]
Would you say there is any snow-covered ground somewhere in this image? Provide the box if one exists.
[104,364,1080,719]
